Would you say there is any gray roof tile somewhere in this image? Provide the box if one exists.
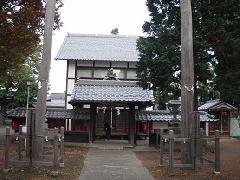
[198,99,237,111]
[7,108,90,120]
[8,108,217,122]
[55,33,139,62]
[70,79,154,104]
[135,110,218,122]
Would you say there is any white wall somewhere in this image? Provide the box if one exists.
[66,95,73,109]
[68,61,76,78]
[67,79,75,94]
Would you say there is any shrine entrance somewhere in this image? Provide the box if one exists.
[87,103,137,145]
[95,106,129,140]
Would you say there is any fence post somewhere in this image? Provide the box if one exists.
[3,127,10,172]
[160,129,164,166]
[214,130,220,175]
[169,130,174,170]
[156,129,159,146]
[199,128,204,164]
[52,128,59,176]
[59,126,64,167]
[29,109,35,166]
[18,125,23,160]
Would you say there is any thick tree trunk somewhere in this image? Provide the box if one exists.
[33,0,56,159]
[180,0,194,164]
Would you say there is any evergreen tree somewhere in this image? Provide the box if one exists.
[137,0,239,108]
[200,0,240,107]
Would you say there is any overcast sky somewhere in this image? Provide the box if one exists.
[49,0,150,93]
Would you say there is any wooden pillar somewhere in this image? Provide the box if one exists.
[18,125,23,160]
[3,127,10,172]
[52,128,59,176]
[214,130,220,174]
[128,104,136,145]
[59,126,64,167]
[169,130,174,170]
[180,0,194,164]
[90,103,97,143]
[159,129,164,166]
[199,128,204,164]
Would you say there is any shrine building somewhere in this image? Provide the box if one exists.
[55,33,154,145]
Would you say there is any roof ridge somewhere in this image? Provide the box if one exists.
[67,33,139,38]
[76,79,139,86]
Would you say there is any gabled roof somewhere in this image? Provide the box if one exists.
[55,33,139,62]
[7,108,90,120]
[70,79,154,105]
[135,110,218,122]
[198,99,237,111]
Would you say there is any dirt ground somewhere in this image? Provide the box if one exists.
[0,144,88,180]
[135,138,240,180]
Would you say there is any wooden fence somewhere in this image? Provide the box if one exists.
[3,125,64,174]
[159,128,220,174]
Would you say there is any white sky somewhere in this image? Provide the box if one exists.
[49,0,150,93]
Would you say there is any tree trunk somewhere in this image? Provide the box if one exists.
[33,0,56,159]
[180,0,194,164]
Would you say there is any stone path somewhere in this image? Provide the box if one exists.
[79,148,155,180]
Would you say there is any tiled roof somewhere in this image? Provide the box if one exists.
[7,108,26,118]
[198,99,237,111]
[8,108,217,122]
[46,100,65,108]
[47,109,89,120]
[55,33,139,62]
[70,79,154,104]
[135,110,218,122]
[49,93,65,100]
[46,93,65,108]
[7,108,90,120]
